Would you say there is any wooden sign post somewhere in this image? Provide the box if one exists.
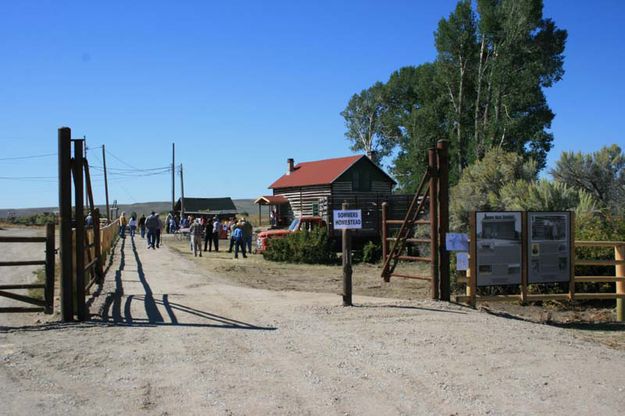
[334,203,362,306]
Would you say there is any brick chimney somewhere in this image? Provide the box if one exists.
[286,158,295,175]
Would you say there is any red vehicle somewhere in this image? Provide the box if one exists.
[256,216,327,253]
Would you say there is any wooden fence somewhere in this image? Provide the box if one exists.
[456,240,625,321]
[0,223,55,314]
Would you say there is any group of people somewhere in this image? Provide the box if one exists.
[185,215,254,259]
[118,211,163,249]
[117,211,255,258]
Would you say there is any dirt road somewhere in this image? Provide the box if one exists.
[1,235,625,415]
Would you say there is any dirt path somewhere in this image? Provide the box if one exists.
[2,234,625,415]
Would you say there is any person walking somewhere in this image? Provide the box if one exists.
[189,218,203,257]
[145,211,158,249]
[212,217,221,252]
[119,212,128,238]
[128,215,137,238]
[232,222,247,259]
[155,213,162,248]
[138,214,146,239]
[241,218,254,254]
[227,217,238,253]
[203,216,214,252]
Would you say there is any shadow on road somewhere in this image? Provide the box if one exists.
[98,235,275,331]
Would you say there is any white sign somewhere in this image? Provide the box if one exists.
[333,209,362,229]
[446,233,469,251]
[456,252,469,271]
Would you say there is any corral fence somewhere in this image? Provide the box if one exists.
[58,127,119,321]
[0,223,55,314]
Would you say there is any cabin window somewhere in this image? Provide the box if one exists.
[311,202,319,216]
[352,170,371,191]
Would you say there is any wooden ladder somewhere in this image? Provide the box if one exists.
[380,168,433,282]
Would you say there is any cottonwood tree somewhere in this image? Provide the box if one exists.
[340,82,400,164]
[342,0,567,190]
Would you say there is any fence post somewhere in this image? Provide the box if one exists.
[93,208,103,283]
[73,139,87,321]
[44,223,55,314]
[436,140,450,301]
[381,202,388,282]
[58,127,74,321]
[342,202,353,306]
[616,244,625,322]
[468,211,477,306]
[428,148,439,300]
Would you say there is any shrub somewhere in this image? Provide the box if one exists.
[263,227,337,264]
[362,241,382,264]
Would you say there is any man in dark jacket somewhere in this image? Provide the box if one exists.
[203,217,214,252]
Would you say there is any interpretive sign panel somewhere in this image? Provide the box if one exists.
[475,212,523,286]
[333,209,362,230]
[456,252,469,271]
[527,212,571,283]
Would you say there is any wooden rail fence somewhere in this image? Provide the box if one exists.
[0,223,55,314]
[456,240,625,321]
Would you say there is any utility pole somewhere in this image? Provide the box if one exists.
[180,164,185,219]
[102,144,110,223]
[172,142,175,213]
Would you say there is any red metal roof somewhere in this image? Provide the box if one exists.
[269,155,365,189]
[254,195,288,205]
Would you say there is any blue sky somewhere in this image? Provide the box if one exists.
[0,0,623,209]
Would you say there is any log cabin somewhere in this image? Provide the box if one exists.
[256,155,396,229]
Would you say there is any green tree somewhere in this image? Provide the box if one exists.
[340,82,400,164]
[342,0,567,190]
[551,144,625,211]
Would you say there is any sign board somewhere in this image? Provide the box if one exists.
[333,209,362,230]
[527,212,571,283]
[446,233,469,251]
[456,252,469,271]
[475,212,522,286]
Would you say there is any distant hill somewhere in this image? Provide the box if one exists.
[0,199,264,219]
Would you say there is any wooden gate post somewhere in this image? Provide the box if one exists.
[436,140,450,301]
[44,223,55,314]
[73,139,87,321]
[93,208,103,284]
[381,202,389,282]
[58,127,74,321]
[468,212,477,306]
[428,148,439,300]
[616,244,625,322]
[342,202,353,306]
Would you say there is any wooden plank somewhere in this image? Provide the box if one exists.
[391,273,431,281]
[84,258,98,272]
[0,290,46,307]
[526,294,570,301]
[575,241,625,248]
[45,222,55,314]
[576,293,625,300]
[0,284,45,290]
[385,219,430,225]
[0,236,47,243]
[575,276,625,283]
[396,255,431,262]
[575,259,625,266]
[386,238,431,244]
[0,260,46,267]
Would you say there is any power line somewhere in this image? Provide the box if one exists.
[0,152,56,161]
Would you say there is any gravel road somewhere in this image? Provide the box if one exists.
[1,234,625,415]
